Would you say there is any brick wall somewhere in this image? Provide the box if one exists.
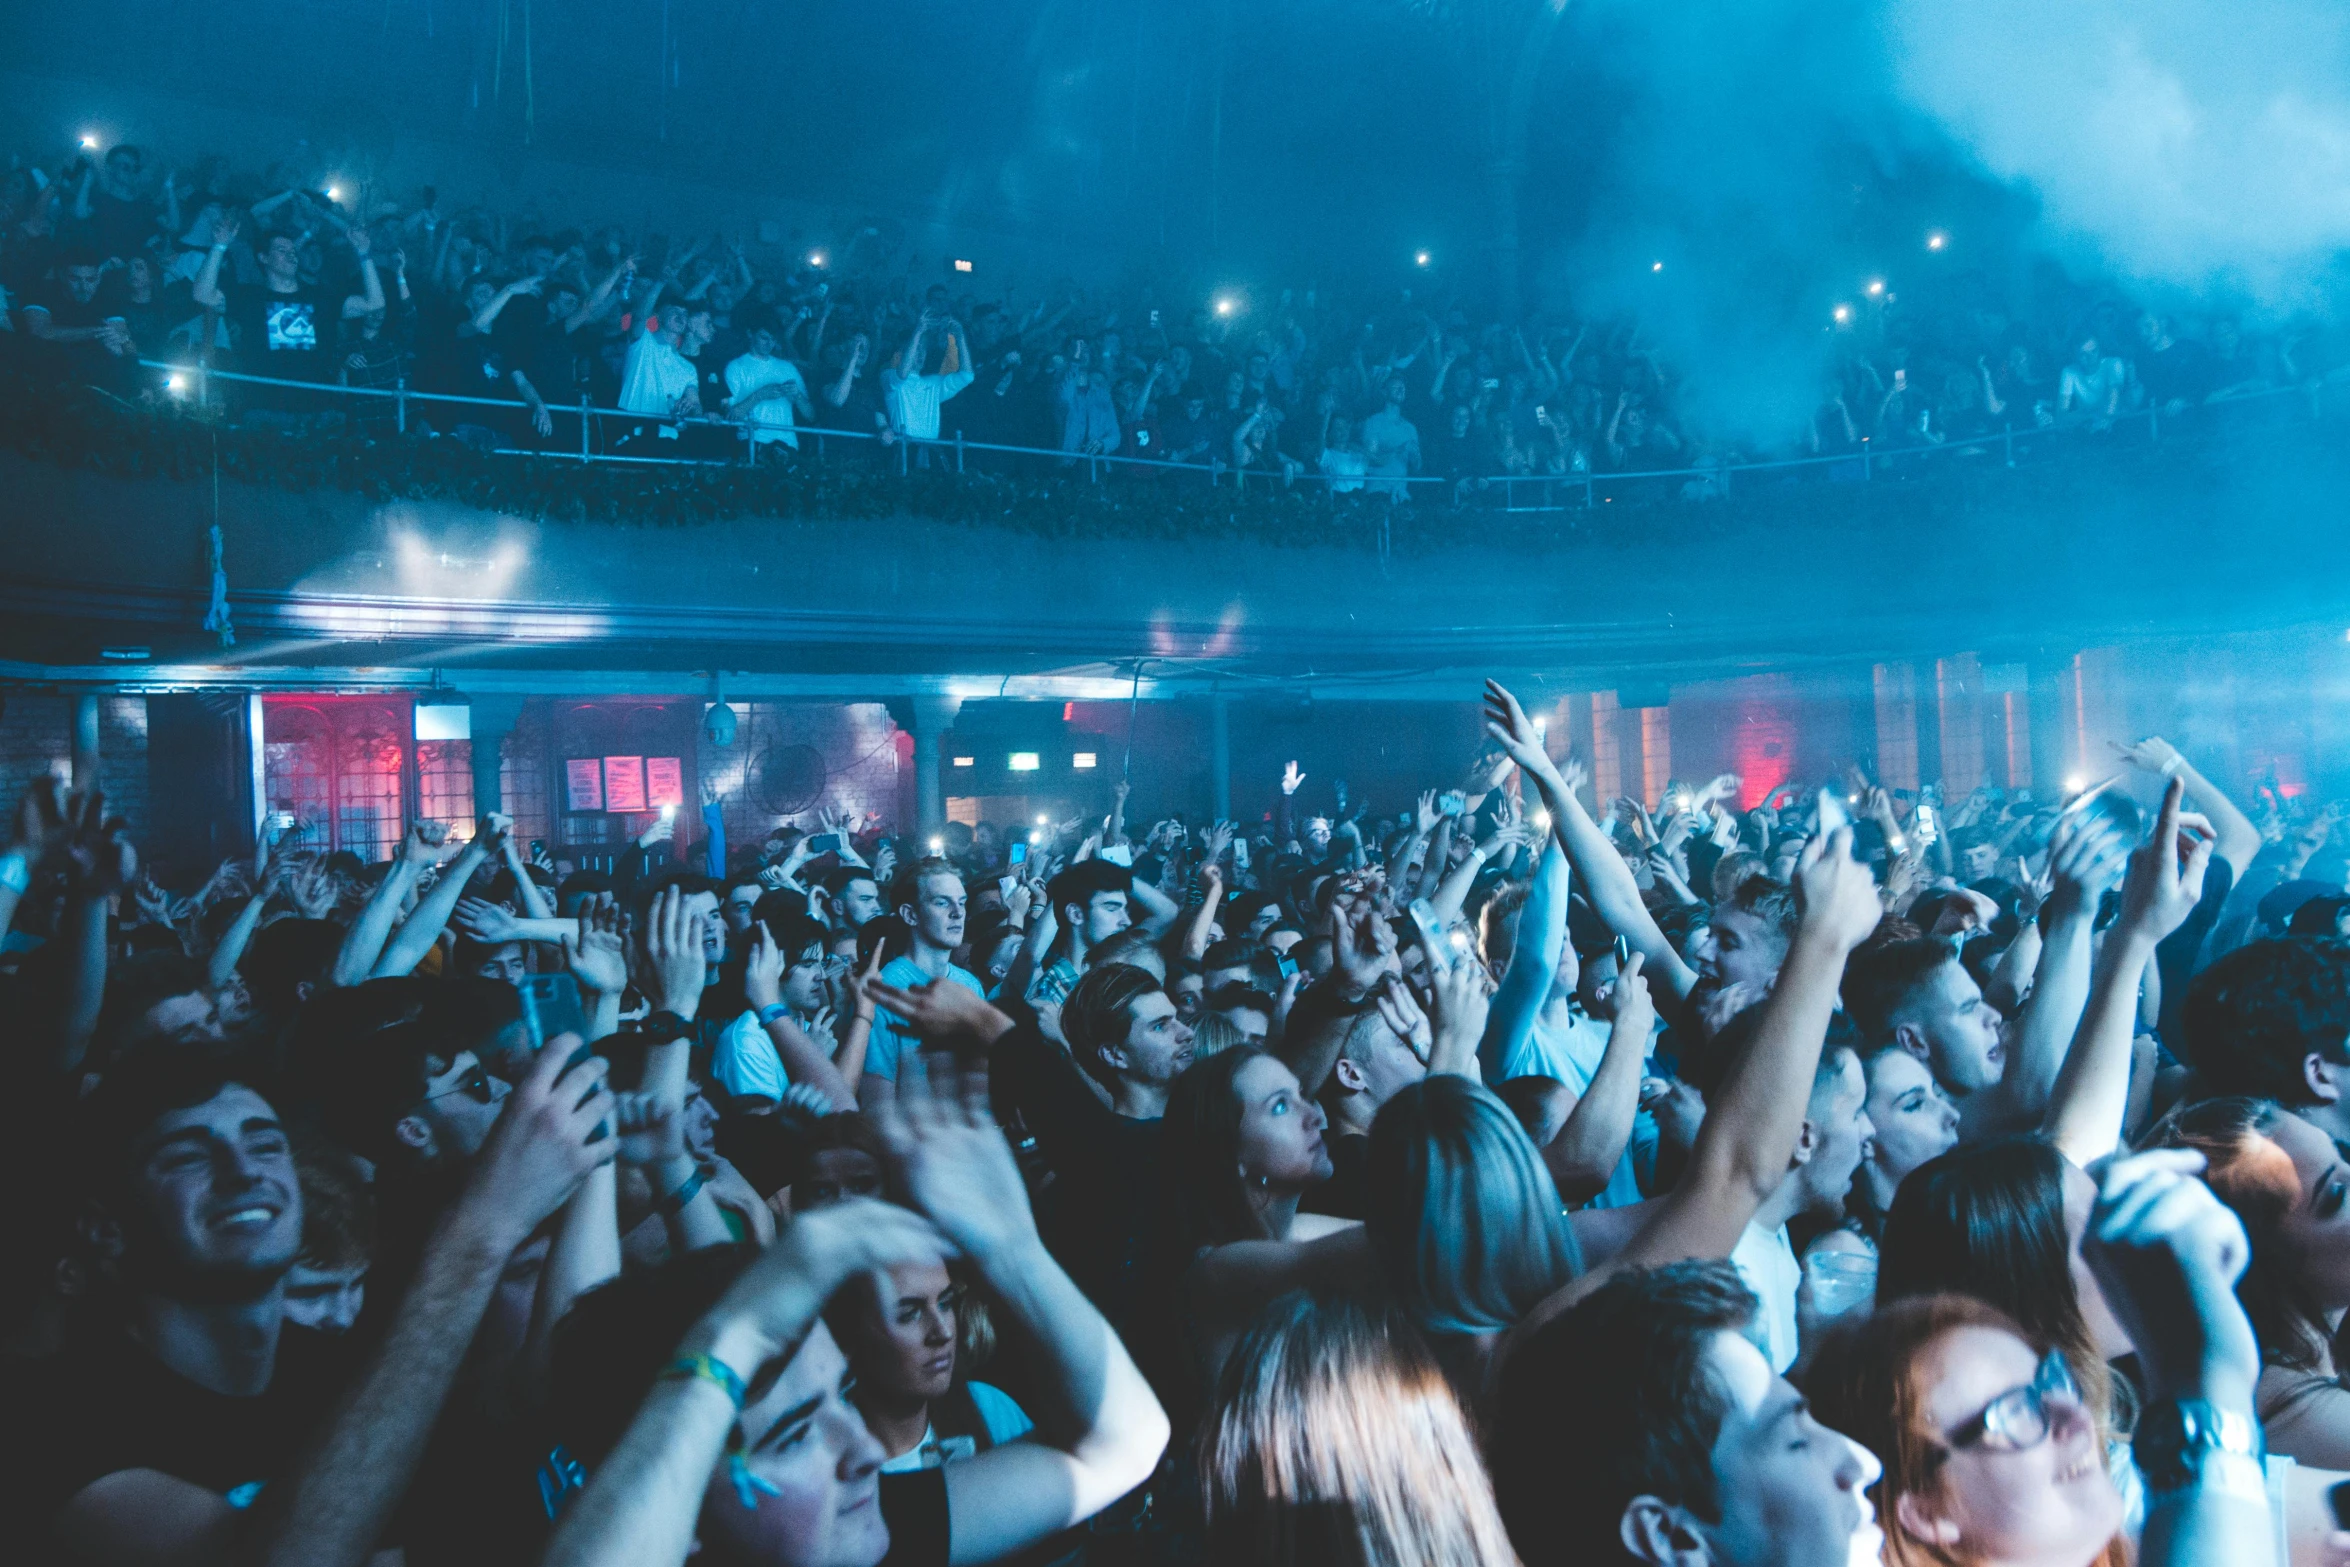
[0,693,151,846]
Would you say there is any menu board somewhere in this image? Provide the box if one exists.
[564,758,604,812]
[645,756,685,809]
[602,755,647,813]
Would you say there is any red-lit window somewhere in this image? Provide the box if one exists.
[261,697,416,862]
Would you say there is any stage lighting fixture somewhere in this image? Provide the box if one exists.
[1832,305,1852,324]
[954,258,972,272]
[1927,232,1947,251]
[1415,251,1430,266]
[952,755,975,767]
[79,134,98,150]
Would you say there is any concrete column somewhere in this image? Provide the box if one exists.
[1208,694,1231,822]
[72,694,101,790]
[467,695,528,819]
[911,695,963,839]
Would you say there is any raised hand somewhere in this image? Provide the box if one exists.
[2116,776,2215,945]
[741,921,788,1014]
[1604,952,1656,1047]
[612,1080,687,1169]
[2082,1149,2257,1411]
[1415,789,1441,835]
[563,896,628,996]
[402,820,456,867]
[869,1053,1039,1264]
[630,884,708,1020]
[1426,952,1492,1077]
[1374,973,1434,1063]
[59,788,135,898]
[1202,818,1236,864]
[462,1033,614,1249]
[2042,811,2130,921]
[1331,889,1399,1000]
[2111,735,2185,779]
[453,897,524,945]
[1280,760,1306,797]
[862,971,1014,1044]
[1795,826,1885,953]
[1481,680,1562,790]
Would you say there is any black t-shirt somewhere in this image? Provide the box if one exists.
[987,1024,1163,1332]
[1301,1131,1369,1221]
[222,280,337,380]
[4,1318,365,1541]
[490,295,549,398]
[85,191,158,265]
[878,1468,949,1567]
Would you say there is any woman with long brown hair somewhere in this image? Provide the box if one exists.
[1199,1290,1521,1567]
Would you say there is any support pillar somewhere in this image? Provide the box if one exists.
[467,695,528,820]
[911,695,962,841]
[71,693,101,791]
[1209,694,1231,823]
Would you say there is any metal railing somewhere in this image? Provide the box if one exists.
[131,356,2330,510]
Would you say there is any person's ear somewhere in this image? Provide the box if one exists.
[1895,1489,1963,1550]
[1333,1057,1368,1094]
[1894,1022,1931,1066]
[1790,1114,1821,1168]
[2304,1052,2344,1106]
[77,1201,125,1268]
[292,978,316,1006]
[1619,1496,1709,1565]
[394,1114,435,1157]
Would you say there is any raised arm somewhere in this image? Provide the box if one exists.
[1480,841,1568,1085]
[1541,955,1655,1203]
[191,210,239,311]
[244,1041,612,1567]
[1968,813,2128,1138]
[333,823,438,985]
[875,1055,1171,1562]
[1484,681,1700,1008]
[540,1198,949,1567]
[2115,738,2262,882]
[2045,779,2213,1166]
[740,922,858,1111]
[1509,829,1883,1358]
[370,826,497,979]
[51,787,137,1073]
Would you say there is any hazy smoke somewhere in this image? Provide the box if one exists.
[1889,0,2350,309]
[1553,0,2350,444]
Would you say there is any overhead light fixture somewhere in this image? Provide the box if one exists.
[1866,279,1885,297]
[1927,232,1947,251]
[1415,251,1430,267]
[100,646,150,661]
[953,258,973,272]
[952,755,975,767]
[1072,752,1097,769]
[1009,752,1040,772]
[79,134,98,150]
[1832,304,1852,324]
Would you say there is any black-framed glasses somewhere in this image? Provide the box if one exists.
[423,1064,497,1106]
[1937,1348,2079,1462]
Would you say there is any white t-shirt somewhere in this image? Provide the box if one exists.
[712,1010,788,1104]
[1731,1220,1802,1374]
[619,332,699,422]
[725,353,807,447]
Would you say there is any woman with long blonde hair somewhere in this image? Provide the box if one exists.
[1199,1290,1521,1567]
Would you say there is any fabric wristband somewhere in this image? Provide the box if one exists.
[661,1353,781,1511]
[757,1002,790,1026]
[655,1166,709,1220]
[659,1351,748,1408]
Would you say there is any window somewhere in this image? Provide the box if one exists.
[262,697,416,862]
[416,741,476,833]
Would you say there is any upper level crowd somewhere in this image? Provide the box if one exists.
[6,679,2350,1566]
[3,133,2330,504]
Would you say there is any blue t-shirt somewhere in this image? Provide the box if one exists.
[866,957,986,1081]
